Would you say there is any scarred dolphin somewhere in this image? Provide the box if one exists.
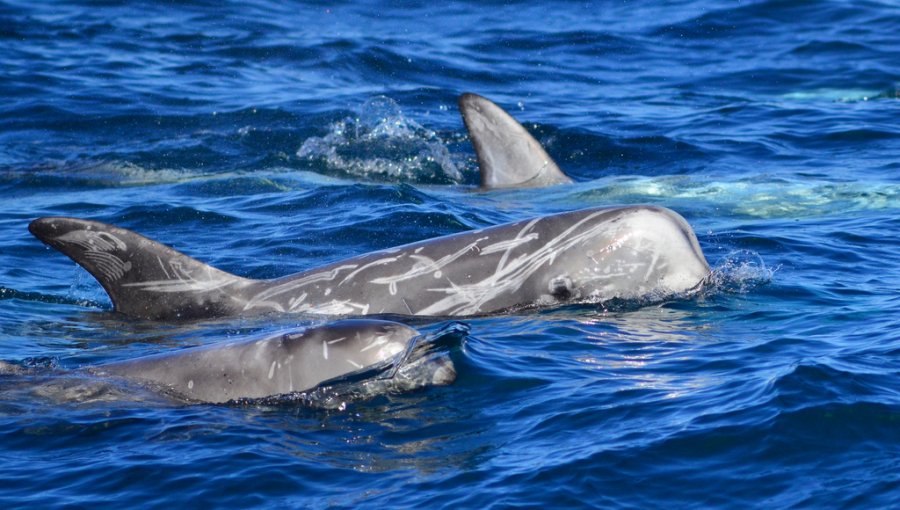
[0,320,457,404]
[94,319,455,403]
[29,206,710,321]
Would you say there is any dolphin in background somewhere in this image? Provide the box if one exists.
[28,205,710,321]
[458,92,574,189]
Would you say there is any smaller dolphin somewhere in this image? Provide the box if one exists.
[458,93,573,189]
[93,320,442,403]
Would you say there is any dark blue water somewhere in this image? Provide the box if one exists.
[2,0,899,507]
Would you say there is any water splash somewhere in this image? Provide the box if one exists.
[706,249,775,295]
[297,96,463,184]
[21,357,60,370]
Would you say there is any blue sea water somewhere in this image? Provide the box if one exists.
[1,0,899,507]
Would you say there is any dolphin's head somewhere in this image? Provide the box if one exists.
[538,206,711,306]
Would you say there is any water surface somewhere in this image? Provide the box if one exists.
[1,1,899,508]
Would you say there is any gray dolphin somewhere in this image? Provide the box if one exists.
[0,320,456,404]
[29,206,710,321]
[95,319,435,403]
[458,92,573,189]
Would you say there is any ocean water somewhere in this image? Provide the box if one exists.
[1,0,899,507]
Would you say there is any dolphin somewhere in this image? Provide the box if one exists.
[29,206,710,321]
[93,319,433,403]
[0,320,456,404]
[458,92,574,189]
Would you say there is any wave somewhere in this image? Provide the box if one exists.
[0,286,106,310]
[575,176,900,219]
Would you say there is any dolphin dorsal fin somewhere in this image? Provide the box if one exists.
[29,217,253,320]
[458,93,573,189]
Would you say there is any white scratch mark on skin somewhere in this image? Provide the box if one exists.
[643,250,660,281]
[157,256,171,279]
[495,218,540,272]
[57,230,127,252]
[84,251,130,281]
[242,264,358,311]
[287,292,308,312]
[327,337,346,345]
[369,237,488,292]
[268,360,276,379]
[291,300,369,315]
[123,274,240,293]
[402,297,413,314]
[417,210,626,315]
[322,340,329,360]
[480,232,539,255]
[339,257,399,285]
[346,359,363,369]
[55,230,134,281]
[123,255,253,295]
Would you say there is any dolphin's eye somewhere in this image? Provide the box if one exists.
[549,276,573,301]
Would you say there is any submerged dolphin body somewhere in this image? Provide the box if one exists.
[458,93,574,189]
[0,320,456,404]
[29,206,710,321]
[93,320,439,403]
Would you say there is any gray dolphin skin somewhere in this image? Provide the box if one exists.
[458,92,573,189]
[90,319,450,403]
[29,205,710,321]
